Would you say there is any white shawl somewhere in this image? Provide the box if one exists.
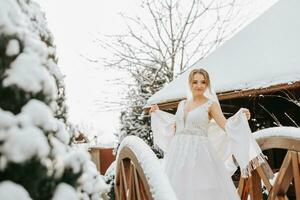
[151,108,266,177]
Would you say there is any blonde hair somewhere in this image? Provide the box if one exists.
[188,68,211,93]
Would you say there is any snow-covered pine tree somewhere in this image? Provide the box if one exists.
[118,66,172,157]
[0,0,108,199]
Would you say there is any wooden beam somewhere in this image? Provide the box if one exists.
[257,137,300,152]
[121,161,128,196]
[119,147,153,200]
[257,165,273,192]
[218,81,300,101]
[133,166,142,200]
[144,81,300,111]
[144,100,182,112]
[238,177,250,200]
[249,170,263,200]
[270,151,293,199]
[128,164,135,200]
[291,151,300,199]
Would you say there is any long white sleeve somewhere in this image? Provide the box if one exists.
[225,109,266,177]
[151,110,175,152]
[208,108,266,177]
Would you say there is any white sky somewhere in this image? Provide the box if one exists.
[35,0,141,144]
[34,0,278,145]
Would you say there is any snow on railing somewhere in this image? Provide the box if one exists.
[117,136,177,200]
[253,126,300,139]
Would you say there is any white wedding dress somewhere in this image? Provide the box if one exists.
[158,99,241,200]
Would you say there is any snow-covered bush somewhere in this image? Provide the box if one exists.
[104,161,116,200]
[0,0,109,199]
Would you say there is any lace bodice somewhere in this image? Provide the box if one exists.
[175,99,213,137]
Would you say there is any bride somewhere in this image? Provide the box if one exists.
[149,68,265,200]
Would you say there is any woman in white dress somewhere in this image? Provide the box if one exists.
[149,68,253,200]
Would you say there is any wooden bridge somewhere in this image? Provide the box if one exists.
[114,127,300,200]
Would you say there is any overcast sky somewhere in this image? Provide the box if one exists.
[34,0,141,143]
[35,0,278,145]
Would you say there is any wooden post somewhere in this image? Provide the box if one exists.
[291,151,300,199]
[249,170,263,200]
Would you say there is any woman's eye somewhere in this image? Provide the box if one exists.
[193,81,206,84]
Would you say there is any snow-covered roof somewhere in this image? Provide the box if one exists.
[146,0,300,106]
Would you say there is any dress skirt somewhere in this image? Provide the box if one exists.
[163,134,240,200]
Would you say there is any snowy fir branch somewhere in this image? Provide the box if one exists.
[0,0,109,199]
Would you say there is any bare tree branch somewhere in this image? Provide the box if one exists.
[93,0,261,114]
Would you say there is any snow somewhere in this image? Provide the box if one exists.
[0,99,76,174]
[46,59,65,82]
[52,183,78,200]
[0,0,109,198]
[19,100,57,130]
[104,160,116,177]
[261,172,278,196]
[253,127,300,140]
[6,39,20,56]
[18,100,71,144]
[0,109,16,129]
[49,136,68,158]
[0,0,26,35]
[3,52,57,98]
[1,126,50,163]
[63,150,90,174]
[146,0,300,106]
[0,181,32,200]
[0,0,58,99]
[118,136,177,200]
[55,121,71,144]
[77,161,110,199]
[269,172,279,186]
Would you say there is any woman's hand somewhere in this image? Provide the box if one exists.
[242,108,251,120]
[172,123,176,134]
[149,104,159,114]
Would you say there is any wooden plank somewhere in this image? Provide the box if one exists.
[138,178,148,200]
[249,170,263,200]
[261,162,275,181]
[114,169,121,200]
[143,81,300,111]
[278,154,293,196]
[114,163,121,200]
[119,168,125,200]
[257,165,273,192]
[257,137,300,152]
[271,151,293,199]
[291,151,300,199]
[133,166,142,200]
[128,164,135,200]
[115,187,120,200]
[144,100,181,111]
[238,177,250,200]
[119,147,153,200]
[121,161,128,197]
[218,81,300,101]
[238,177,245,197]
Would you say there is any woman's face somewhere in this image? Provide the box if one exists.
[190,73,207,96]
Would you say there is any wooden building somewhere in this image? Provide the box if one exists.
[141,0,300,199]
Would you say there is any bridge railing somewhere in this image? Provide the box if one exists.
[114,136,177,200]
[238,127,300,200]
[115,127,300,200]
